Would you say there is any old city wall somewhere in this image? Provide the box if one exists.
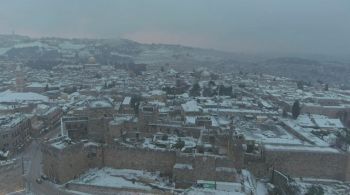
[173,153,237,188]
[104,145,177,176]
[194,154,235,181]
[264,149,348,181]
[44,141,239,185]
[42,143,103,184]
[345,153,350,181]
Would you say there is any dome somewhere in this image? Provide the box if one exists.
[88,56,96,64]
[201,70,211,77]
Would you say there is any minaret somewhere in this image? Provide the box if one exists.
[15,65,25,92]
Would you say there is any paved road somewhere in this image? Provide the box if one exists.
[21,128,77,195]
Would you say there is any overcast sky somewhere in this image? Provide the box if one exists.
[0,0,349,56]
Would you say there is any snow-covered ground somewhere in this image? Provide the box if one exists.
[71,167,172,191]
[295,178,350,195]
[183,188,245,195]
[256,181,268,195]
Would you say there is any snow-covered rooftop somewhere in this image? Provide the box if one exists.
[0,90,49,103]
[181,100,201,113]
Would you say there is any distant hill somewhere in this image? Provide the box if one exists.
[0,34,349,85]
[251,57,349,85]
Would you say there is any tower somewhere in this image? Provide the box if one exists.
[15,65,26,92]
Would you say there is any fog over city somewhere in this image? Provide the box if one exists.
[1,1,350,195]
[1,0,350,56]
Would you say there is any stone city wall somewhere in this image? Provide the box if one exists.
[43,141,239,186]
[42,142,103,184]
[264,148,348,181]
[104,144,177,177]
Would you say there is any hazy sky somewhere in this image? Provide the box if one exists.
[0,0,349,56]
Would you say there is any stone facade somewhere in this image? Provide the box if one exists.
[245,146,350,182]
[173,153,238,188]
[42,139,103,183]
[0,114,31,154]
[104,145,176,177]
[42,141,238,187]
[264,149,348,181]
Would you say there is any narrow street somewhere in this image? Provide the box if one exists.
[4,127,77,195]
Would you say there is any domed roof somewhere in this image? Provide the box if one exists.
[201,70,211,77]
[88,56,96,64]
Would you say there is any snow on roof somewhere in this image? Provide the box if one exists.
[240,123,304,145]
[0,90,49,103]
[215,167,236,173]
[296,115,315,127]
[204,108,278,115]
[296,114,344,129]
[148,100,165,107]
[312,115,344,129]
[27,82,46,88]
[88,99,113,108]
[181,100,201,113]
[194,180,244,194]
[110,115,134,125]
[83,142,99,148]
[185,116,196,125]
[185,188,244,195]
[264,144,339,153]
[51,141,67,150]
[149,90,166,96]
[281,119,329,147]
[0,114,27,129]
[122,96,131,105]
[174,163,193,170]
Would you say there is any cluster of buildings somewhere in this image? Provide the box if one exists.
[1,54,350,194]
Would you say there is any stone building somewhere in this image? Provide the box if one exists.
[107,115,138,143]
[36,106,63,131]
[0,114,31,154]
[62,116,89,141]
[86,98,116,118]
[138,103,159,129]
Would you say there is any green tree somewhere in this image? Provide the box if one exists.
[161,134,168,141]
[282,109,288,118]
[173,138,185,149]
[130,95,142,115]
[202,87,212,97]
[324,84,329,91]
[189,83,201,97]
[297,81,304,90]
[292,100,301,119]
